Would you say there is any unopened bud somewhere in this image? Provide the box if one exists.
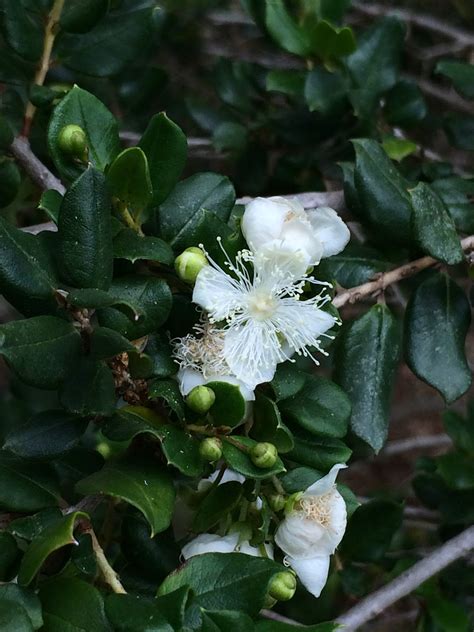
[186,385,215,414]
[250,442,278,469]
[268,492,286,512]
[199,437,222,462]
[175,247,208,284]
[268,571,297,601]
[58,124,87,157]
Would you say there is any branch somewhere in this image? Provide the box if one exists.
[23,0,66,136]
[333,235,474,309]
[336,525,474,631]
[86,527,127,594]
[383,434,452,456]
[407,75,473,116]
[10,137,65,195]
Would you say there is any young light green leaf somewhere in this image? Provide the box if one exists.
[265,0,311,56]
[107,147,153,222]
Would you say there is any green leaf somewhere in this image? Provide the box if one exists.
[436,60,474,99]
[18,511,86,585]
[0,601,34,632]
[149,379,185,421]
[107,147,153,222]
[347,17,405,118]
[404,273,471,403]
[305,67,348,115]
[89,326,135,361]
[222,436,285,479]
[139,113,188,206]
[265,0,311,56]
[193,481,243,532]
[105,592,189,632]
[251,392,294,453]
[341,500,403,562]
[256,621,337,632]
[158,172,235,251]
[4,410,88,459]
[0,585,42,630]
[0,532,19,580]
[60,0,109,34]
[382,136,417,162]
[432,177,474,234]
[280,375,351,439]
[352,139,412,242]
[2,0,43,61]
[38,190,63,224]
[102,408,203,477]
[48,86,120,182]
[437,453,474,490]
[60,360,116,416]
[0,158,21,208]
[141,334,176,379]
[8,508,63,541]
[207,381,247,428]
[66,288,140,319]
[0,217,58,316]
[318,243,392,288]
[0,316,82,389]
[335,304,400,452]
[410,182,463,265]
[288,430,351,470]
[58,167,113,290]
[427,595,471,632]
[306,20,356,60]
[158,552,283,616]
[76,458,175,536]
[39,577,112,632]
[98,276,172,339]
[114,229,174,265]
[445,115,474,151]
[266,69,305,97]
[213,122,248,153]
[443,408,474,455]
[385,80,427,126]
[202,610,255,632]
[271,364,306,401]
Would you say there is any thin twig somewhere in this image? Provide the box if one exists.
[407,75,474,116]
[86,527,127,594]
[23,0,65,137]
[10,137,65,194]
[383,434,452,456]
[333,235,474,308]
[261,609,300,625]
[336,525,474,630]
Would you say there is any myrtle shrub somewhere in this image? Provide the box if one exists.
[0,1,473,631]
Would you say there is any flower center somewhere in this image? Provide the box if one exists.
[298,491,333,528]
[247,291,277,320]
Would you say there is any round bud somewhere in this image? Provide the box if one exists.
[199,437,222,462]
[268,492,286,513]
[174,247,208,284]
[58,124,88,157]
[186,385,215,414]
[250,442,278,469]
[268,571,297,602]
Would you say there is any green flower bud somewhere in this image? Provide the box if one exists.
[268,571,297,602]
[199,437,222,462]
[268,492,286,513]
[250,442,278,469]
[186,385,215,414]
[263,594,277,609]
[58,124,88,157]
[175,247,208,284]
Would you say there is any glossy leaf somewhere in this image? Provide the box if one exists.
[202,610,255,632]
[207,381,247,428]
[0,532,19,580]
[305,68,348,115]
[105,593,186,632]
[2,0,43,61]
[251,392,294,453]
[59,360,116,416]
[107,147,153,221]
[436,60,474,99]
[318,243,392,288]
[193,481,243,532]
[432,177,474,233]
[149,379,185,421]
[222,436,285,479]
[60,0,109,34]
[113,229,174,265]
[288,430,352,470]
[265,0,310,56]
[0,585,42,630]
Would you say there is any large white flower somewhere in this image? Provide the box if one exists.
[193,246,336,389]
[242,197,350,269]
[275,464,347,598]
[182,532,273,560]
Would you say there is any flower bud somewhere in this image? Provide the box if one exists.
[250,442,278,469]
[268,571,297,602]
[58,124,88,157]
[199,437,222,462]
[175,247,208,284]
[268,492,286,513]
[186,385,215,414]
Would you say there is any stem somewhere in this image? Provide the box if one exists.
[117,201,144,236]
[87,528,127,594]
[23,0,66,137]
[271,476,286,495]
[222,436,250,453]
[10,137,65,194]
[336,526,474,631]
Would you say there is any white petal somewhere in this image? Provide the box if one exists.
[242,197,299,252]
[288,555,330,598]
[238,540,274,559]
[181,533,239,559]
[280,218,324,266]
[307,207,350,259]
[275,514,327,559]
[253,245,311,284]
[305,464,347,496]
[193,266,244,322]
[208,469,245,485]
[273,301,335,357]
[177,368,205,396]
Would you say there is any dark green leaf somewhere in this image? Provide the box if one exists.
[202,610,255,632]
[193,481,243,532]
[432,177,474,233]
[4,410,88,459]
[318,243,392,288]
[60,0,109,34]
[107,147,153,222]
[139,113,188,206]
[251,392,294,453]
[207,381,247,428]
[266,70,305,98]
[410,182,463,265]
[437,453,474,490]
[288,430,351,470]
[140,334,176,378]
[66,288,140,319]
[18,511,86,585]
[265,0,311,56]
[222,436,285,479]
[306,20,356,60]
[105,594,179,632]
[0,316,82,388]
[76,458,175,536]
[149,379,185,421]
[404,273,471,403]
[113,229,174,265]
[436,60,474,99]
[444,115,474,151]
[58,168,113,290]
[60,360,116,416]
[443,409,474,455]
[256,621,337,631]
[335,304,400,452]
[213,122,248,153]
[2,0,43,61]
[38,190,62,224]
[305,67,348,115]
[385,80,427,126]
[89,326,135,361]
[48,86,120,182]
[271,364,306,401]
[0,585,42,629]
[0,532,19,580]
[0,601,34,632]
[0,158,21,208]
[8,509,63,541]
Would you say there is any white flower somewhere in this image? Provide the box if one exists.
[193,246,336,389]
[242,197,350,270]
[275,464,347,598]
[182,532,273,560]
[197,468,245,492]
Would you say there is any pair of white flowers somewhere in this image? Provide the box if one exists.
[175,196,350,397]
[182,465,347,598]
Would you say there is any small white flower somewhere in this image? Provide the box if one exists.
[275,464,347,598]
[182,532,273,560]
[197,468,246,492]
[242,197,350,270]
[193,246,335,389]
